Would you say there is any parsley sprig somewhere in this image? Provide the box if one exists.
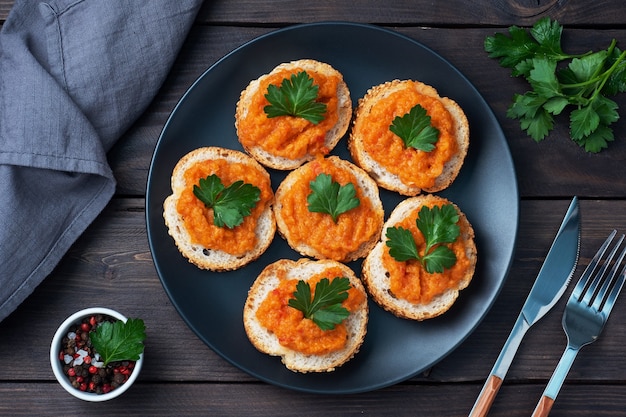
[193,174,261,229]
[288,277,351,330]
[389,104,440,151]
[90,318,146,367]
[307,173,360,223]
[386,204,460,274]
[264,71,327,124]
[485,17,626,152]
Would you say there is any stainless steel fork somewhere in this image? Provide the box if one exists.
[531,230,626,417]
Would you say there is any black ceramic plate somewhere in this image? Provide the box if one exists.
[146,22,519,394]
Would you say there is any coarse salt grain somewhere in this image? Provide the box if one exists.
[73,349,89,366]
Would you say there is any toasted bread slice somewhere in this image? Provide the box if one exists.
[362,195,477,320]
[349,79,469,196]
[235,59,352,170]
[163,147,276,271]
[243,258,368,373]
[274,156,384,263]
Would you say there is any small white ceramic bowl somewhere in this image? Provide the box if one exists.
[50,307,144,402]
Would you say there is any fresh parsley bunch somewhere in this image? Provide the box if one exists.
[485,17,626,152]
[385,204,460,274]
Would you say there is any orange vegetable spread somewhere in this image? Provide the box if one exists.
[175,159,273,256]
[238,68,341,160]
[279,158,381,261]
[256,266,366,355]
[357,82,458,189]
[382,201,471,304]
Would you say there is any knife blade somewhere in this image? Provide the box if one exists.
[468,196,580,417]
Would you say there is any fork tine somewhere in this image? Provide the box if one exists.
[599,259,626,314]
[572,230,617,301]
[583,233,625,306]
[592,237,626,310]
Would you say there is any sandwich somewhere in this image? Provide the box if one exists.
[163,146,275,271]
[362,194,477,320]
[349,79,469,196]
[273,156,384,263]
[235,59,352,170]
[243,258,368,373]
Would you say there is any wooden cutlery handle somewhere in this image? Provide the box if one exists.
[469,375,503,417]
[532,395,555,417]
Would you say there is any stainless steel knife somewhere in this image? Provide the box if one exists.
[468,196,581,417]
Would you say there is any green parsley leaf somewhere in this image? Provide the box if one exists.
[485,18,569,78]
[543,96,570,116]
[569,51,608,88]
[594,95,620,125]
[604,47,626,95]
[416,204,460,250]
[288,277,351,330]
[307,173,360,223]
[385,204,460,274]
[389,104,440,151]
[570,104,600,140]
[575,124,614,153]
[263,71,327,124]
[484,25,539,75]
[486,17,626,152]
[527,58,561,99]
[506,91,555,142]
[520,108,554,142]
[385,226,420,262]
[193,174,261,229]
[90,318,146,367]
[507,92,548,119]
[528,17,568,61]
[422,246,459,274]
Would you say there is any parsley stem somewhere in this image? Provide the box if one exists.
[559,49,626,99]
[591,49,626,101]
[607,39,617,56]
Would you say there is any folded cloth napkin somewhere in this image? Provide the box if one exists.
[0,0,203,322]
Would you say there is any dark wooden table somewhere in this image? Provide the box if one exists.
[2,1,626,415]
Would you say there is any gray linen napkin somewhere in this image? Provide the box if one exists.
[0,0,203,322]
